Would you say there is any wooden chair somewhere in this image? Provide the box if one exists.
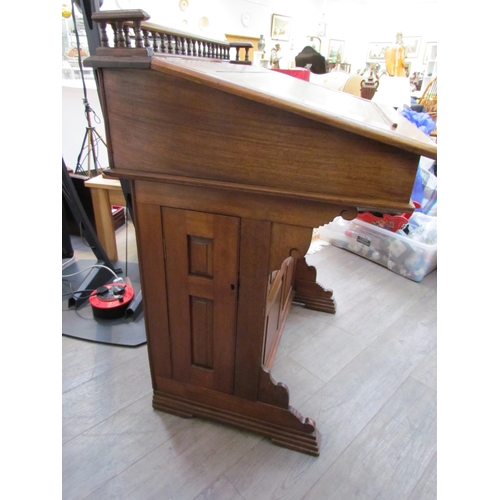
[343,74,363,97]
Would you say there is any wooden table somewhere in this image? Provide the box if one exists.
[84,174,126,261]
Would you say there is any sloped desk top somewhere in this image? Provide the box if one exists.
[150,57,436,160]
[94,56,436,215]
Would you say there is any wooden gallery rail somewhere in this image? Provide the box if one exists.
[85,9,437,456]
[91,9,253,63]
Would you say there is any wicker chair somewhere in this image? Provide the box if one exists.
[418,77,437,137]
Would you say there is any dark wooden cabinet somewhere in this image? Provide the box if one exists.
[85,9,437,456]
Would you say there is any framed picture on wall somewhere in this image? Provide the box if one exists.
[422,42,437,64]
[327,39,345,61]
[402,36,421,58]
[366,42,391,61]
[271,14,291,41]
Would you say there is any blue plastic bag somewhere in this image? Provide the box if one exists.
[410,157,437,216]
[400,105,436,135]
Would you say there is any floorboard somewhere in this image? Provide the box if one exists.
[62,221,437,499]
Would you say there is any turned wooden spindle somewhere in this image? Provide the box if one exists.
[159,33,166,53]
[142,29,150,48]
[115,21,126,48]
[132,20,144,48]
[97,21,109,47]
[151,32,158,52]
[123,25,131,48]
[166,35,173,54]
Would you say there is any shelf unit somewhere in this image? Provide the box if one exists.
[421,42,437,90]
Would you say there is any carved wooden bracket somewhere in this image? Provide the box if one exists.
[293,257,336,314]
[258,367,289,409]
[269,223,313,273]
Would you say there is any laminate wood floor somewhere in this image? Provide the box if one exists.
[62,221,437,500]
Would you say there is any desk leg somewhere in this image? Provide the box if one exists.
[89,187,119,261]
[142,213,321,455]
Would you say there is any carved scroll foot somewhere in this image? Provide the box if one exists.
[270,415,321,456]
[258,367,320,455]
[293,257,336,314]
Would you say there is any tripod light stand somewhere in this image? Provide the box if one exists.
[74,94,107,177]
[69,0,106,177]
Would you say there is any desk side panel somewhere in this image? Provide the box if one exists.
[134,201,173,383]
[102,68,420,211]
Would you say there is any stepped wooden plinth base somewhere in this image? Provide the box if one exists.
[293,288,336,314]
[153,385,321,456]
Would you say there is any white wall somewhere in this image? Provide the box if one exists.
[62,79,109,173]
[353,0,438,73]
[97,0,437,73]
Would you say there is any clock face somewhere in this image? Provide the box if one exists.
[199,16,209,30]
[241,12,251,27]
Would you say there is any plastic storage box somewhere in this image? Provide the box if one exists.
[319,216,437,282]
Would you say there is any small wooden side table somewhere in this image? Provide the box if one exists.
[84,174,126,261]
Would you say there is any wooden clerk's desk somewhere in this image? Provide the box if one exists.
[85,10,437,456]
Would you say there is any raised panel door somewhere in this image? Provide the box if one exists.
[162,207,240,394]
